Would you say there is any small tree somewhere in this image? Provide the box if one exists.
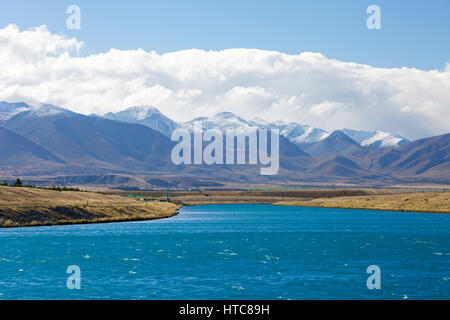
[13,178,22,187]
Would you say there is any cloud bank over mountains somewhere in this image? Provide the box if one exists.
[0,24,449,140]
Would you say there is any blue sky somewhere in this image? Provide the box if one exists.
[1,0,449,70]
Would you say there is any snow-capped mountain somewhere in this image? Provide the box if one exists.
[180,113,328,145]
[262,122,408,149]
[178,112,308,157]
[265,121,330,145]
[342,128,410,148]
[3,102,172,172]
[1,103,78,122]
[180,112,260,133]
[25,104,77,118]
[0,101,31,120]
[104,106,178,137]
[178,112,408,150]
[302,130,361,156]
[0,102,409,152]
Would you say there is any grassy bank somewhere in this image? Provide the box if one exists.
[125,189,449,214]
[113,189,391,205]
[273,192,450,213]
[0,186,180,227]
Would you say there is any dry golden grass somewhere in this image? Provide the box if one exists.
[274,192,450,213]
[0,186,180,227]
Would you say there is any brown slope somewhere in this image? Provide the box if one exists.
[350,133,450,178]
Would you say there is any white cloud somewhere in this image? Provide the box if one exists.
[310,101,343,116]
[0,24,449,139]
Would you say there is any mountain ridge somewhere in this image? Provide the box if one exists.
[0,102,448,187]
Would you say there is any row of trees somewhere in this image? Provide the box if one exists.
[1,178,26,187]
[0,178,82,192]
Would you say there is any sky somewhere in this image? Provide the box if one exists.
[0,0,449,139]
[1,0,450,69]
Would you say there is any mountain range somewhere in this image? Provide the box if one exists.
[0,101,448,188]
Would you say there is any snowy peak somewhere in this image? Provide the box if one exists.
[180,114,409,150]
[210,111,256,126]
[301,130,361,156]
[104,105,178,137]
[28,104,76,118]
[182,111,259,133]
[106,105,161,121]
[251,119,330,145]
[0,101,31,120]
[342,128,409,148]
[273,122,330,145]
[266,122,408,149]
[214,111,242,120]
[2,102,76,120]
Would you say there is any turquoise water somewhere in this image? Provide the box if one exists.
[0,204,449,299]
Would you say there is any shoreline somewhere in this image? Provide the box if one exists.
[272,203,450,214]
[271,192,450,214]
[2,199,448,229]
[171,190,450,214]
[182,201,450,214]
[1,186,448,228]
[0,186,181,228]
[0,209,181,229]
